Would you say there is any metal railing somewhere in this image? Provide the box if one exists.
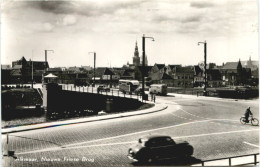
[194,153,259,166]
[60,84,154,102]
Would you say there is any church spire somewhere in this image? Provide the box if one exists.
[133,41,140,66]
[134,40,139,57]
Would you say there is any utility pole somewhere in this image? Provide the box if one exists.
[44,50,54,71]
[43,50,54,83]
[31,50,34,88]
[142,34,154,100]
[142,35,145,99]
[198,40,207,96]
[89,52,96,87]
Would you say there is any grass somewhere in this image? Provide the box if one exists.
[1,103,155,128]
[2,116,46,128]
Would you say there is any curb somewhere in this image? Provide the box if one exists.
[1,104,168,134]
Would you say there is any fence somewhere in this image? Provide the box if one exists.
[167,87,218,97]
[60,84,155,102]
[193,153,259,166]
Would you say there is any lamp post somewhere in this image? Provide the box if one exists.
[43,50,54,84]
[89,52,96,87]
[198,40,207,96]
[31,50,34,88]
[44,50,54,71]
[142,34,155,100]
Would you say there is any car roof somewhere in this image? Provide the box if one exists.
[141,135,172,140]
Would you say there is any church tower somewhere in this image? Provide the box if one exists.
[133,41,140,66]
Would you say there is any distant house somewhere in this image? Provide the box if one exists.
[166,65,182,75]
[8,56,49,83]
[67,66,81,73]
[1,65,12,84]
[173,66,194,88]
[150,64,166,81]
[134,66,153,81]
[121,69,135,80]
[160,73,174,86]
[241,57,258,71]
[81,66,92,71]
[194,65,204,87]
[251,68,259,85]
[103,68,115,80]
[149,72,173,86]
[47,68,62,74]
[219,59,251,86]
[1,65,11,70]
[207,69,222,87]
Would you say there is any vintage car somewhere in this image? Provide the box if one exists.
[127,135,193,163]
[97,85,110,92]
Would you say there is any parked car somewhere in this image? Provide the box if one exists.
[128,135,193,163]
[149,84,167,95]
[97,85,110,92]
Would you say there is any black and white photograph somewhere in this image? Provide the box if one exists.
[1,0,259,166]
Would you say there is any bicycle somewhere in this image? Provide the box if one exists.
[240,115,259,126]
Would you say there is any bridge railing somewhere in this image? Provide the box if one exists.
[193,153,259,166]
[60,84,153,102]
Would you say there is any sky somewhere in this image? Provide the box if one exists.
[1,0,258,68]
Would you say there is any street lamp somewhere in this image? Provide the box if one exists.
[44,50,54,71]
[142,34,155,100]
[31,50,34,88]
[89,52,96,87]
[198,40,207,96]
[42,50,54,84]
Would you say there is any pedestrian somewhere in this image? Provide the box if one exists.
[153,94,156,103]
[151,93,153,102]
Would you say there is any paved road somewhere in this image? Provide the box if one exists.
[2,94,259,166]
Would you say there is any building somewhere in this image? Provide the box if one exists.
[121,69,135,80]
[193,65,204,87]
[1,65,11,70]
[207,69,222,87]
[173,66,194,88]
[241,56,258,71]
[149,64,166,82]
[166,65,182,75]
[219,59,251,86]
[9,56,49,83]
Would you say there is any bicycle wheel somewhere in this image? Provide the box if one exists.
[251,118,259,126]
[240,117,246,125]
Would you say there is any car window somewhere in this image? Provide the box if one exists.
[145,137,175,147]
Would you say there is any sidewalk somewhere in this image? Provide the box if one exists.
[1,102,167,134]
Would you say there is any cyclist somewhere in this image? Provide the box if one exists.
[244,106,253,123]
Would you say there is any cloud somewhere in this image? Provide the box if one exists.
[62,15,77,26]
[180,15,202,23]
[43,22,54,31]
[190,1,216,8]
[24,0,142,18]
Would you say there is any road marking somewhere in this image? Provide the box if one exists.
[170,113,190,120]
[18,119,216,154]
[243,141,260,148]
[61,119,240,148]
[17,129,259,155]
[61,119,214,148]
[179,108,207,119]
[173,129,259,139]
[16,141,136,155]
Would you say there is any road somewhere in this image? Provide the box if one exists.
[2,93,259,166]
